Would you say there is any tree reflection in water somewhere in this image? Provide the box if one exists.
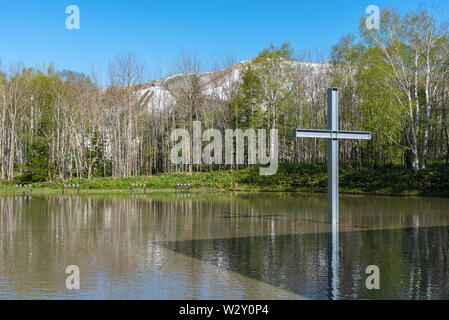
[0,193,448,299]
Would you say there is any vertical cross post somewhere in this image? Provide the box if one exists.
[327,88,339,227]
[327,88,339,300]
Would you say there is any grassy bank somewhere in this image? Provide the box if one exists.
[1,163,448,197]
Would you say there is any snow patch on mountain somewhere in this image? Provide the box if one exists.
[137,59,329,111]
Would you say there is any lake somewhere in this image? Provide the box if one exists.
[0,192,448,299]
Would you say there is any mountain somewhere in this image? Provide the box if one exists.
[135,59,329,111]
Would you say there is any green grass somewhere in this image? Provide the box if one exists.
[1,162,448,197]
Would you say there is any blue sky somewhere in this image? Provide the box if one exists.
[1,0,448,80]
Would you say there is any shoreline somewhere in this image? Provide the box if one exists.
[1,163,448,199]
[0,186,447,199]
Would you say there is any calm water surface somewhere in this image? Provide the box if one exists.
[0,192,448,299]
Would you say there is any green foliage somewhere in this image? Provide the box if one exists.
[331,33,365,65]
[256,42,294,61]
[3,163,448,197]
[86,132,109,177]
[231,65,264,129]
[22,137,53,182]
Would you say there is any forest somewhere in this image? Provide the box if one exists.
[0,7,448,183]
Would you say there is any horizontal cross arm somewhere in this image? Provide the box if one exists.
[292,129,372,140]
[336,131,372,140]
[292,129,335,139]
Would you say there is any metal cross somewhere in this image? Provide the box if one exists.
[293,88,372,299]
[292,88,372,227]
